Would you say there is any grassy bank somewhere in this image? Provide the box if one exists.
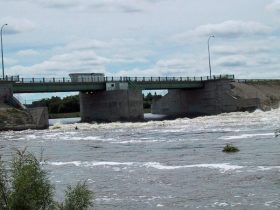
[144,108,151,113]
[49,112,80,119]
[49,110,151,119]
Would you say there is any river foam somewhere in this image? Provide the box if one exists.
[219,133,274,140]
[47,161,245,173]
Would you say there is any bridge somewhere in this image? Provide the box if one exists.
[11,75,234,93]
[1,74,256,123]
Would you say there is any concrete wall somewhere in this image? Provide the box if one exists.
[27,107,49,129]
[152,80,261,117]
[0,82,13,103]
[80,90,144,122]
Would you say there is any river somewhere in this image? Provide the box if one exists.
[1,110,280,209]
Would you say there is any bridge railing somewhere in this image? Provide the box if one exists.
[0,75,20,82]
[235,79,280,84]
[13,74,234,84]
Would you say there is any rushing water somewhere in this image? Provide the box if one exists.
[1,110,280,209]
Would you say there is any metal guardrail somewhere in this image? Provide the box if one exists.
[235,79,280,83]
[0,75,20,82]
[7,74,234,84]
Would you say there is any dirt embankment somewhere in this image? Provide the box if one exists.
[231,82,280,110]
[0,107,40,131]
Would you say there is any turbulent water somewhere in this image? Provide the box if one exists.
[1,110,280,209]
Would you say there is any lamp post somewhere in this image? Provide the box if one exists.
[1,24,8,80]
[208,35,214,78]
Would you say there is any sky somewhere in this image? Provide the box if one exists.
[1,0,280,101]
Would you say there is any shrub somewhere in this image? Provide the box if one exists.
[0,150,94,210]
[0,158,9,209]
[223,144,239,153]
[58,182,93,210]
[8,150,55,210]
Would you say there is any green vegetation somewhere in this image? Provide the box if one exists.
[243,79,280,86]
[0,150,93,210]
[0,108,33,127]
[223,144,239,153]
[143,92,162,111]
[144,108,151,113]
[49,112,80,119]
[58,183,92,210]
[31,95,80,115]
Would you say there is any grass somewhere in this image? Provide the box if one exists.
[244,80,280,85]
[144,108,151,113]
[49,112,80,119]
[223,144,239,153]
[50,109,152,119]
[0,108,33,126]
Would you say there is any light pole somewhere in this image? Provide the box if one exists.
[1,24,8,80]
[208,35,214,78]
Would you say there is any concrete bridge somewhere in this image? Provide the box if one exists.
[1,74,258,122]
[11,75,230,93]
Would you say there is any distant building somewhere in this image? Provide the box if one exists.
[69,73,105,82]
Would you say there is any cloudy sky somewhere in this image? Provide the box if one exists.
[1,0,280,100]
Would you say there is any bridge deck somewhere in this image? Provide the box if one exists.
[11,75,234,93]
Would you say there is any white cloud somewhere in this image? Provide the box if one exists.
[215,55,247,67]
[9,0,167,13]
[7,41,149,77]
[16,49,39,57]
[0,17,35,34]
[4,58,18,66]
[114,55,208,77]
[63,39,111,51]
[1,0,280,81]
[174,20,272,42]
[266,0,280,14]
[212,45,270,55]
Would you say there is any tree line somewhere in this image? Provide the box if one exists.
[31,95,80,114]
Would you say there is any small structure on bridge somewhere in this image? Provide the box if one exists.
[69,73,104,82]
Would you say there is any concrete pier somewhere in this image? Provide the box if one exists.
[0,82,13,103]
[151,80,260,117]
[80,90,144,122]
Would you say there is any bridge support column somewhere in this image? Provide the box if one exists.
[0,82,13,103]
[151,80,257,118]
[80,90,144,122]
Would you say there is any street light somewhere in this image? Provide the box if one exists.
[1,23,8,80]
[208,34,214,78]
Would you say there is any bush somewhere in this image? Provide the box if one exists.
[0,158,8,210]
[58,182,93,210]
[0,150,94,210]
[223,144,239,153]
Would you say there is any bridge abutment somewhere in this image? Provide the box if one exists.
[80,90,144,122]
[151,80,260,117]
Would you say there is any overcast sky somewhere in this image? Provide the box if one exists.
[1,0,280,100]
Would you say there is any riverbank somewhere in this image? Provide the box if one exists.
[48,109,152,119]
[0,107,49,131]
[49,112,80,119]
